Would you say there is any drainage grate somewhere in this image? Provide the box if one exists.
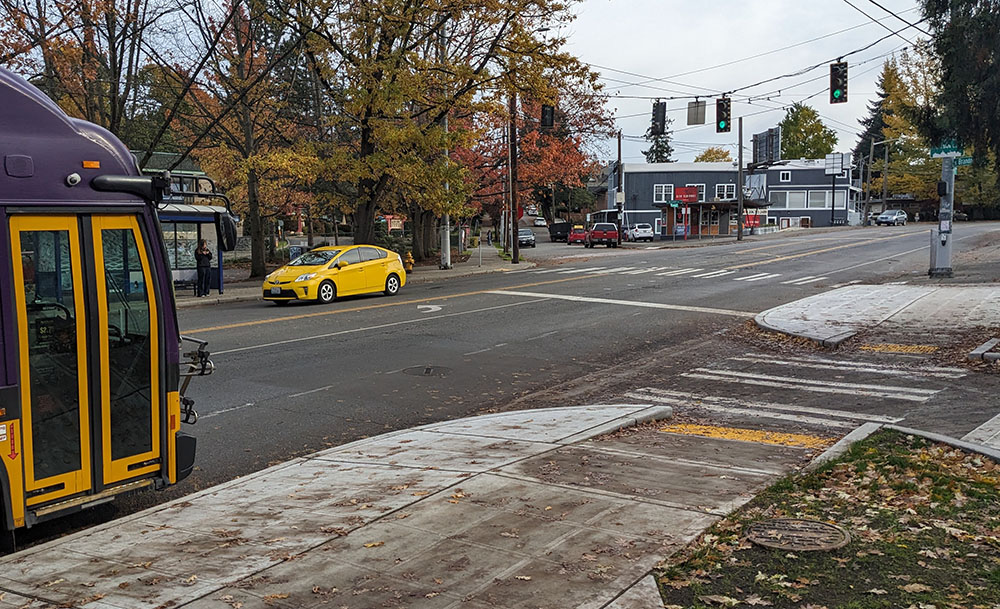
[402,365,451,378]
[746,518,850,551]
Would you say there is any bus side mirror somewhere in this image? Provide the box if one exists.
[215,212,238,252]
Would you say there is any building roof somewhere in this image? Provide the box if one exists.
[623,162,736,174]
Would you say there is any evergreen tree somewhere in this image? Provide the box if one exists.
[779,102,837,159]
[642,118,674,163]
[853,61,900,166]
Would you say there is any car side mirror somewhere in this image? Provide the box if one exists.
[214,212,238,252]
[337,260,348,268]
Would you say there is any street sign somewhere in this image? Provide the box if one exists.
[675,187,699,203]
[931,140,962,158]
[752,127,781,165]
[668,202,679,208]
[615,191,625,204]
[957,156,973,166]
[687,100,706,125]
[824,152,848,176]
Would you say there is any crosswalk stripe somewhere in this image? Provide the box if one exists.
[690,368,938,395]
[680,371,933,402]
[781,275,816,284]
[656,268,702,276]
[558,267,607,274]
[729,355,966,379]
[531,269,561,274]
[732,272,772,281]
[786,276,827,285]
[623,267,670,275]
[629,388,902,423]
[625,392,857,430]
[692,270,736,278]
[744,273,781,282]
[594,266,636,274]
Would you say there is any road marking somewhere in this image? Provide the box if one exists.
[186,274,597,334]
[858,343,939,354]
[417,305,443,313]
[659,423,835,449]
[962,412,1000,448]
[201,402,257,420]
[558,266,607,274]
[782,276,828,285]
[463,347,492,355]
[729,355,965,379]
[723,231,917,271]
[623,267,670,275]
[681,369,936,402]
[525,330,559,342]
[531,269,562,274]
[732,272,772,281]
[691,270,736,278]
[212,299,544,356]
[743,273,781,282]
[487,290,756,317]
[593,266,636,274]
[288,385,334,398]
[628,388,902,423]
[656,268,703,276]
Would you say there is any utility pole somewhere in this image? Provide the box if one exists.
[830,171,837,225]
[881,143,890,210]
[616,130,623,244]
[737,117,744,241]
[865,138,875,222]
[439,25,451,269]
[509,91,519,264]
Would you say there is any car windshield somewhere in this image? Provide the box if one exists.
[289,250,339,266]
[519,229,533,236]
[636,224,651,229]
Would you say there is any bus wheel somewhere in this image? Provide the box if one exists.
[318,281,337,304]
[0,526,15,555]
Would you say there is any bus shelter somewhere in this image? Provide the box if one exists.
[157,203,228,294]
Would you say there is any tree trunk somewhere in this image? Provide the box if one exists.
[421,211,436,257]
[247,168,266,277]
[409,203,427,260]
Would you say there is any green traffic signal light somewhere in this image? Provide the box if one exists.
[833,89,842,99]
[718,121,727,129]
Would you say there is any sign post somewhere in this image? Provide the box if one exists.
[929,143,960,277]
[824,153,848,226]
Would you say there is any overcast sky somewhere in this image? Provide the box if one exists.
[561,0,926,164]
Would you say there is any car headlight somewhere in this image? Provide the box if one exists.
[295,273,318,282]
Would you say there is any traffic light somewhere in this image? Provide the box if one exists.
[716,97,731,133]
[830,62,848,104]
[541,104,554,128]
[651,101,666,136]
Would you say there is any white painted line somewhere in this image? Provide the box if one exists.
[680,372,932,402]
[656,268,702,276]
[558,266,607,274]
[288,385,334,398]
[732,273,772,282]
[487,290,756,317]
[531,269,561,274]
[213,299,546,356]
[629,388,902,423]
[202,402,256,420]
[730,355,966,379]
[624,392,857,430]
[782,275,817,284]
[463,347,492,356]
[961,412,1000,448]
[788,276,827,285]
[791,354,966,375]
[594,266,636,274]
[623,267,670,275]
[691,270,736,278]
[525,330,559,342]
[690,368,939,395]
[744,273,781,282]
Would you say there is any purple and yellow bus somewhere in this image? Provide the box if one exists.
[0,68,233,549]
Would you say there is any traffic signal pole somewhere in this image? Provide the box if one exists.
[509,91,519,264]
[929,156,955,277]
[737,117,744,241]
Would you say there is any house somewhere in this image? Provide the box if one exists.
[760,159,864,228]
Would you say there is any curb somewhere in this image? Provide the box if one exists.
[806,422,1000,472]
[753,311,856,348]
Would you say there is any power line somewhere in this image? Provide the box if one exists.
[842,0,914,45]
[866,0,933,37]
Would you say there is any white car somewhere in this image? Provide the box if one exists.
[876,210,907,226]
[627,223,654,242]
[533,217,547,227]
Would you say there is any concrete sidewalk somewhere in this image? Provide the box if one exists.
[756,284,1000,347]
[177,247,530,309]
[0,405,822,609]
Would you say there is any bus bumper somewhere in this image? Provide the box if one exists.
[176,432,197,482]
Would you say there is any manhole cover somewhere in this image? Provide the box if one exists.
[402,365,451,378]
[745,518,850,551]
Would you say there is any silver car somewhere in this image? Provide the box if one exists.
[876,210,907,226]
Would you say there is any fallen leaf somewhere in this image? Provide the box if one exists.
[867,589,888,595]
[263,594,289,600]
[744,593,773,606]
[514,575,532,581]
[363,541,385,548]
[412,491,430,496]
[900,583,933,593]
[698,595,740,607]
[425,592,439,598]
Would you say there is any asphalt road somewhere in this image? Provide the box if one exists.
[18,222,1000,546]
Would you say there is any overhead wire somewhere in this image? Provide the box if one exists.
[865,0,933,37]
[841,0,915,45]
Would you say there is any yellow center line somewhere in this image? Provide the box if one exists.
[184,274,593,334]
[724,231,917,270]
[660,423,835,449]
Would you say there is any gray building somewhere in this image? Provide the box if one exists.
[604,159,864,237]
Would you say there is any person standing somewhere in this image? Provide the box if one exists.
[195,239,212,297]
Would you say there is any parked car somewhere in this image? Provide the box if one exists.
[533,217,547,227]
[876,210,908,226]
[953,211,969,221]
[567,226,588,244]
[627,223,654,242]
[585,222,619,248]
[548,221,572,242]
[867,211,880,225]
[518,227,536,248]
[263,245,406,305]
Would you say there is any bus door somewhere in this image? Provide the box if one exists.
[10,214,160,510]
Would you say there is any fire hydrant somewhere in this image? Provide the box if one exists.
[403,251,414,272]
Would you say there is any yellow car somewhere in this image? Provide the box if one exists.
[262,245,406,305]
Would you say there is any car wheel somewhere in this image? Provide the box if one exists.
[384,273,400,296]
[317,280,336,304]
